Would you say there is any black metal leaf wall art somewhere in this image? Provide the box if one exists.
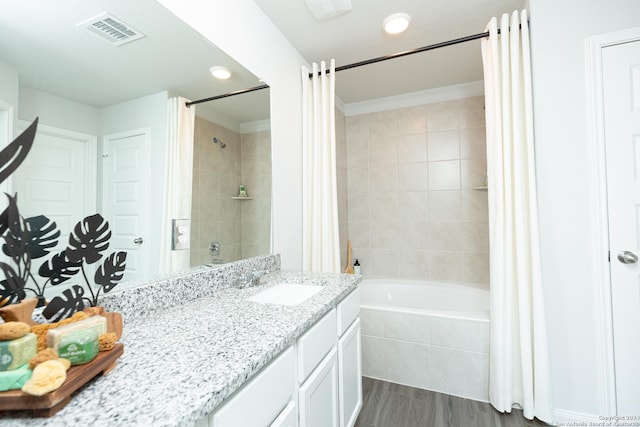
[0,194,61,306]
[35,214,126,322]
[42,285,86,321]
[0,117,129,321]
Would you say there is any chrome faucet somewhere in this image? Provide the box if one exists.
[235,269,269,288]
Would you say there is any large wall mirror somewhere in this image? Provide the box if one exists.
[0,0,272,297]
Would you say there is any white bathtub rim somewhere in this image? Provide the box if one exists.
[360,303,490,322]
[360,278,489,291]
[358,278,490,321]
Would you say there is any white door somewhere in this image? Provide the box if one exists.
[102,128,150,284]
[338,318,362,427]
[603,39,640,414]
[11,123,97,300]
[299,347,339,427]
[12,122,97,242]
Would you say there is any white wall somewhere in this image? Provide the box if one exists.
[19,86,101,136]
[156,0,310,270]
[529,0,640,419]
[0,60,19,132]
[101,91,170,277]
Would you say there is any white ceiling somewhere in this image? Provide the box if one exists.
[0,0,270,128]
[254,0,526,103]
[1,0,526,127]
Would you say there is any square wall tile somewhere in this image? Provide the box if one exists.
[369,193,398,222]
[383,339,430,390]
[398,163,428,192]
[398,133,428,164]
[427,100,460,132]
[399,221,429,251]
[397,250,429,280]
[398,192,429,221]
[428,190,461,221]
[370,221,398,249]
[428,130,460,161]
[428,160,460,190]
[460,128,487,160]
[370,163,397,193]
[360,308,385,337]
[348,167,370,194]
[396,105,427,135]
[361,335,385,378]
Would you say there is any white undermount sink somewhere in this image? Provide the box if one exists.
[246,283,323,306]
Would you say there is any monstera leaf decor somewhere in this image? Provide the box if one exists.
[0,117,129,322]
[42,214,127,322]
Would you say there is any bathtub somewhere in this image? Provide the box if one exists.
[359,279,490,402]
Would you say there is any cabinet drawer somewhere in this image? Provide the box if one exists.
[297,309,337,383]
[213,346,295,427]
[337,288,359,337]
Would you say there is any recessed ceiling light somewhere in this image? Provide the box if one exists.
[383,13,411,35]
[210,66,231,80]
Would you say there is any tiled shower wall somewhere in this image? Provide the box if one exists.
[345,96,489,286]
[191,116,271,266]
[240,129,272,259]
[336,107,349,270]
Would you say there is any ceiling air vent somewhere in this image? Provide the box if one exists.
[78,13,145,46]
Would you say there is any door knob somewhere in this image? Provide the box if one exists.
[134,237,144,245]
[617,251,638,264]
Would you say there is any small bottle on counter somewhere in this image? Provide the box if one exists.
[353,259,361,275]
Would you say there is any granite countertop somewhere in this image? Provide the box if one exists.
[0,269,361,427]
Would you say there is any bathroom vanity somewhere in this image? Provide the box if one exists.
[0,255,362,427]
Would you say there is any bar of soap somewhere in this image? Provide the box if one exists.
[0,333,37,372]
[0,363,32,391]
[47,315,107,351]
[57,328,99,365]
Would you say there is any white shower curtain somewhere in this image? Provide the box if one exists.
[482,10,553,423]
[301,60,340,273]
[159,96,195,275]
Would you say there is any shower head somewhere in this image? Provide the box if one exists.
[213,137,226,148]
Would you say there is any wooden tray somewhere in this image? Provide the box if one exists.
[0,343,123,417]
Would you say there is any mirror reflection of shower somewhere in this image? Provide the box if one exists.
[213,137,226,148]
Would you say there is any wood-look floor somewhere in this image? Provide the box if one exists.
[355,377,550,427]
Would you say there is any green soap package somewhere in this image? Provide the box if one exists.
[0,333,37,372]
[57,328,99,365]
[0,363,32,391]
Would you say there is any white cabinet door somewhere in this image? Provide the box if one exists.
[338,318,362,427]
[299,347,339,427]
[270,401,297,427]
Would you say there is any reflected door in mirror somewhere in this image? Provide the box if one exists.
[102,129,151,283]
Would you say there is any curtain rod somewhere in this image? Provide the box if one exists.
[311,30,492,77]
[186,28,504,107]
[185,83,269,107]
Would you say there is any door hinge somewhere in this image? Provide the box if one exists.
[102,154,109,158]
[608,250,610,262]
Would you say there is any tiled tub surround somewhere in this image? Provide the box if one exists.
[191,116,272,267]
[359,279,490,402]
[346,96,489,284]
[0,255,361,426]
